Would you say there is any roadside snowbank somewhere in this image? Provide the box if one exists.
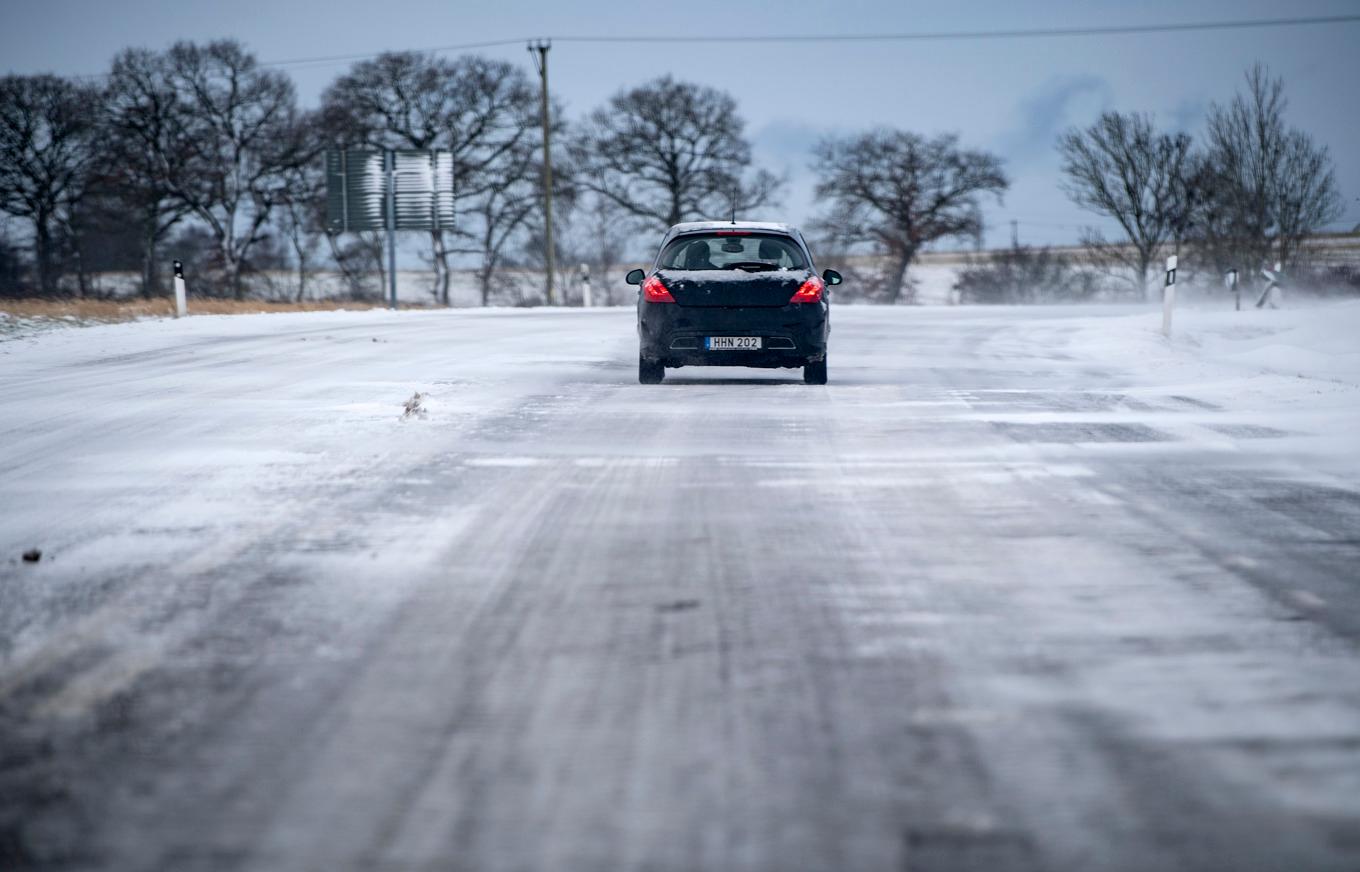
[1061,300,1360,397]
[974,300,1360,475]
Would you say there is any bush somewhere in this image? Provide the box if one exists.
[1288,263,1360,297]
[955,244,1098,304]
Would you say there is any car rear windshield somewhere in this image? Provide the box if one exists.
[658,233,807,271]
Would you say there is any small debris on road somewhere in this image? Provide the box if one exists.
[21,548,42,563]
[656,599,701,613]
[402,392,427,420]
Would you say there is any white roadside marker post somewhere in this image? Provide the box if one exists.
[173,259,187,318]
[1226,268,1239,311]
[1162,254,1177,338]
[1256,261,1281,309]
[580,262,592,308]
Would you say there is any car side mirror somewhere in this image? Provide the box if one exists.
[626,268,646,285]
[822,269,842,286]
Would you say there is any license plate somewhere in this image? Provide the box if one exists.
[706,336,761,350]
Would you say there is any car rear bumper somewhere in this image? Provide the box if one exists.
[638,302,828,368]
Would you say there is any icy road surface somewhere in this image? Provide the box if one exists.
[3,304,1360,871]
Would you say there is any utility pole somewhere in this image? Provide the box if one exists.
[1010,220,1019,248]
[529,40,556,306]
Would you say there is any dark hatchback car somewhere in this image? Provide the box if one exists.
[628,221,842,384]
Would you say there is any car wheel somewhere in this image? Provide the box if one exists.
[639,356,665,384]
[804,358,828,385]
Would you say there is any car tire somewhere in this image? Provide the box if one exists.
[639,356,665,384]
[804,358,828,385]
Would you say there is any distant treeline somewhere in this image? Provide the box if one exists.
[0,44,1346,304]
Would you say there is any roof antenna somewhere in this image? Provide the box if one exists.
[730,185,737,225]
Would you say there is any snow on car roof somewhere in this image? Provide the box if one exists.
[665,221,799,236]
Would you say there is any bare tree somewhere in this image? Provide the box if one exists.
[325,230,386,301]
[811,130,1007,303]
[0,219,23,296]
[1057,112,1192,298]
[560,196,633,306]
[158,40,306,299]
[0,74,100,296]
[955,244,1095,304]
[568,76,780,232]
[472,97,584,307]
[105,48,194,298]
[468,144,542,306]
[103,49,195,299]
[276,151,327,302]
[321,52,538,304]
[1194,64,1340,281]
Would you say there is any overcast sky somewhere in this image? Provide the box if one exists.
[4,0,1358,250]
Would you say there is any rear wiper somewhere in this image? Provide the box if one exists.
[724,261,778,272]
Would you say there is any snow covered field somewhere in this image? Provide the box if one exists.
[982,300,1360,475]
[2,301,1359,869]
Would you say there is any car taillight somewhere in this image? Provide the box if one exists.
[790,275,825,304]
[642,275,675,303]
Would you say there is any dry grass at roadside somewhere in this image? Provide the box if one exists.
[0,298,404,342]
[0,298,388,322]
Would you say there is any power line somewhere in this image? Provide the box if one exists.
[62,38,531,80]
[60,14,1360,78]
[258,38,527,71]
[548,14,1360,46]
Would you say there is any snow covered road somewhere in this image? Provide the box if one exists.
[3,303,1360,871]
